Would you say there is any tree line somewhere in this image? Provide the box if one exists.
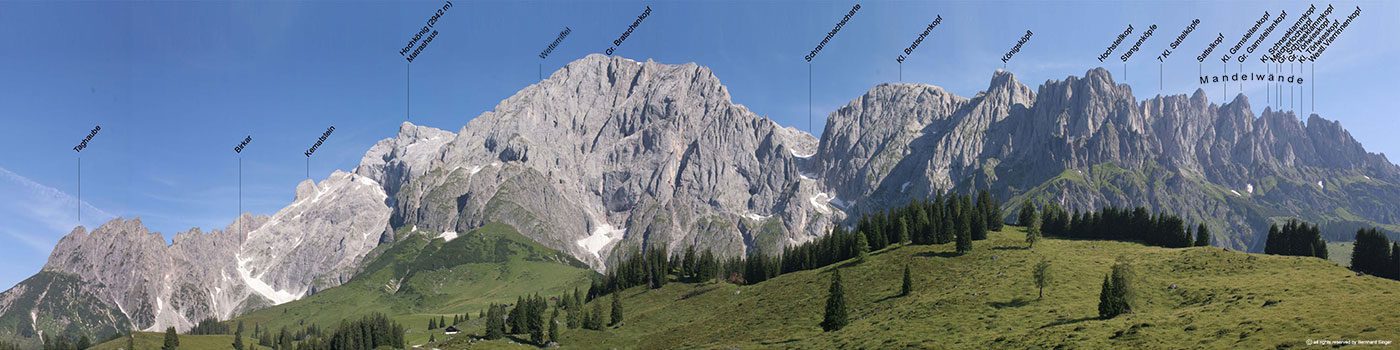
[1031,202,1210,249]
[1263,219,1328,259]
[1351,228,1400,281]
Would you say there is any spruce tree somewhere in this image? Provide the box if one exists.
[1352,228,1392,277]
[609,291,623,327]
[589,301,605,330]
[549,307,560,345]
[1195,223,1210,247]
[955,211,973,255]
[1033,259,1051,299]
[528,296,545,344]
[1097,274,1115,318]
[855,232,870,263]
[1097,259,1135,319]
[429,317,436,330]
[1265,224,1281,254]
[127,334,134,350]
[1025,209,1042,249]
[820,270,848,332]
[510,296,526,334]
[980,190,1004,231]
[1391,242,1400,280]
[277,327,290,350]
[1018,200,1036,226]
[971,202,988,240]
[232,320,245,350]
[897,217,910,244]
[161,327,179,350]
[900,263,912,297]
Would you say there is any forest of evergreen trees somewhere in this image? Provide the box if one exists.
[1036,204,1208,249]
[1263,219,1328,259]
[1351,228,1400,281]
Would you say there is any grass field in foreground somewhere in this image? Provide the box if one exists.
[448,227,1399,349]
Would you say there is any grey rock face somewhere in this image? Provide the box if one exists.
[1,171,391,333]
[818,67,1399,250]
[356,54,832,269]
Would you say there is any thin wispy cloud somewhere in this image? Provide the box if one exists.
[0,166,116,252]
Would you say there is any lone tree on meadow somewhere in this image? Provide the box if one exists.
[161,327,179,350]
[821,270,848,332]
[1033,259,1052,299]
[900,263,913,297]
[1097,259,1136,319]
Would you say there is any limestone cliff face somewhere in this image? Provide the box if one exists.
[356,54,832,269]
[817,67,1399,251]
[1,171,390,334]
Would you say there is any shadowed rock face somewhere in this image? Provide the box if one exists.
[4,56,1395,339]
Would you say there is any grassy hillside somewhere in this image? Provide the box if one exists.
[90,332,264,350]
[441,227,1399,349]
[232,223,596,346]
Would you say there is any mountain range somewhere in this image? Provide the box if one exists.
[1,54,1395,341]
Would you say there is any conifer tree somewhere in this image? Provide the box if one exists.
[276,327,290,350]
[979,190,1004,231]
[897,217,910,244]
[232,320,245,350]
[1195,223,1210,247]
[588,301,605,330]
[484,304,505,340]
[900,263,912,297]
[549,307,560,344]
[1033,259,1051,299]
[1097,259,1135,319]
[1391,242,1400,280]
[161,327,179,350]
[510,296,526,334]
[610,291,624,327]
[1025,209,1042,248]
[1351,228,1393,277]
[971,200,988,240]
[820,270,848,332]
[1018,200,1036,226]
[429,334,435,343]
[955,211,973,255]
[528,295,546,344]
[855,232,870,263]
[429,317,436,330]
[127,334,134,350]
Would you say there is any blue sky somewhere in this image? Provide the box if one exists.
[0,0,1395,289]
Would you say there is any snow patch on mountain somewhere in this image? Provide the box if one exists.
[235,257,300,305]
[578,224,623,259]
[438,231,459,242]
